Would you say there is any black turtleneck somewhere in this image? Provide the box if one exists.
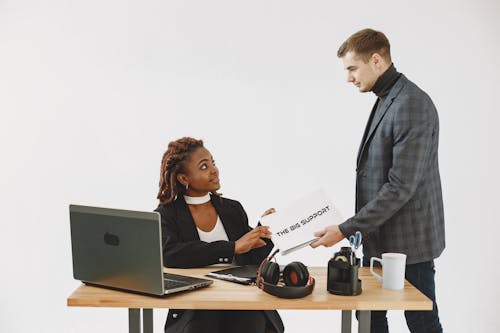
[365,64,401,135]
[372,63,401,98]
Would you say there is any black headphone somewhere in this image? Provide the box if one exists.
[256,250,315,299]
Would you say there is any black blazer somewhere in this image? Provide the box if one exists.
[155,195,284,333]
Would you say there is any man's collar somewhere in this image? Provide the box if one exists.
[372,63,400,98]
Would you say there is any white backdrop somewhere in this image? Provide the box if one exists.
[1,0,499,332]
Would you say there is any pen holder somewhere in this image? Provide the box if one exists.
[327,247,362,296]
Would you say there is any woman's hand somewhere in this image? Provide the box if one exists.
[234,226,272,254]
[261,208,276,217]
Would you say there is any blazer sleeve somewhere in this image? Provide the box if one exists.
[340,92,438,237]
[158,206,236,268]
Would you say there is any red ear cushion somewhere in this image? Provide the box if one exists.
[260,261,280,285]
[283,261,309,287]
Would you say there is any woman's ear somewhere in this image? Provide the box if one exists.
[177,173,188,187]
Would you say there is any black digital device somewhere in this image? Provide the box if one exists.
[207,265,259,285]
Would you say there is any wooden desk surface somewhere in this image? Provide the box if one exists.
[67,267,431,311]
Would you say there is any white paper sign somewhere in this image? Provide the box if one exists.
[261,188,343,255]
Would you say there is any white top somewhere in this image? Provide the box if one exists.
[196,216,229,243]
[184,194,232,264]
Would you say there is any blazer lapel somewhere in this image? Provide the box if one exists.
[211,196,239,241]
[174,197,200,241]
[356,76,407,167]
[356,98,380,166]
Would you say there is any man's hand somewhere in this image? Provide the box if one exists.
[310,225,344,248]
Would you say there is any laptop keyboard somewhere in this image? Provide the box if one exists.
[163,278,189,289]
[162,272,213,292]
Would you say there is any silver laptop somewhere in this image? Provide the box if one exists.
[69,204,213,296]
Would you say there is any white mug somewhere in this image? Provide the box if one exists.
[370,253,407,290]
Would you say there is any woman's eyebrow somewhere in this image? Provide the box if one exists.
[197,158,209,166]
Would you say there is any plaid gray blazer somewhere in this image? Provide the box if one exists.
[339,74,445,265]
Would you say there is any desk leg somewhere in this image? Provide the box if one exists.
[358,310,371,333]
[341,310,352,333]
[143,309,153,333]
[129,309,141,333]
[128,308,154,333]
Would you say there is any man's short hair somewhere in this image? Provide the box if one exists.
[337,28,391,63]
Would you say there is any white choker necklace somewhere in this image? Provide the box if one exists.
[184,193,211,205]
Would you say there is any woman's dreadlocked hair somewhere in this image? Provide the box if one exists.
[157,137,206,206]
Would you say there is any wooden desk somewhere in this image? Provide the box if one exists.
[67,267,431,333]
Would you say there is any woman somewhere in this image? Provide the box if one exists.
[155,137,284,333]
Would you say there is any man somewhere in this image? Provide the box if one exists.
[311,28,444,333]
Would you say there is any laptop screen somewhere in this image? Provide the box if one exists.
[69,205,165,295]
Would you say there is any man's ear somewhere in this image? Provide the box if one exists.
[177,173,188,187]
[371,53,382,67]
[370,52,387,74]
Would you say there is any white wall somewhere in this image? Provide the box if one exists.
[1,0,499,332]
